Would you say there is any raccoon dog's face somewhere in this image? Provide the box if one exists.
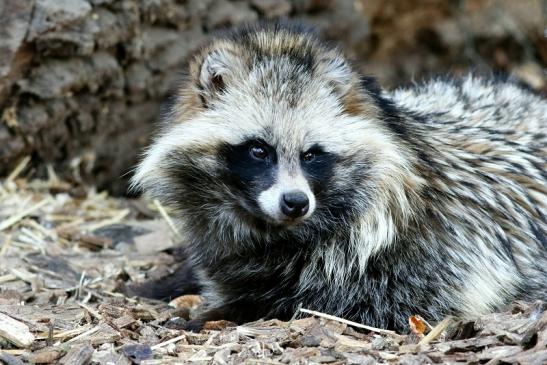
[219,136,329,224]
[134,27,407,235]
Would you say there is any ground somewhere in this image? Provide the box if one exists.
[0,160,546,364]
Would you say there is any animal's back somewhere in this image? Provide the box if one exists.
[390,76,547,137]
[390,76,546,210]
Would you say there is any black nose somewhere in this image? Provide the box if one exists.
[281,191,309,219]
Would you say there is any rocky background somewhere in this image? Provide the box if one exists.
[1,0,546,195]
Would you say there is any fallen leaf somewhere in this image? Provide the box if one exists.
[409,316,427,337]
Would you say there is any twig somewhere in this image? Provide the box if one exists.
[65,325,101,344]
[76,271,86,301]
[176,344,222,349]
[151,334,186,350]
[153,199,181,240]
[0,274,16,284]
[83,209,130,231]
[299,308,398,336]
[0,349,25,355]
[0,199,50,232]
[35,324,93,341]
[287,302,302,330]
[47,320,54,347]
[418,316,453,345]
[0,235,12,256]
[246,359,285,365]
[23,219,57,241]
[46,164,59,184]
[77,302,103,321]
[6,156,31,184]
[0,184,8,199]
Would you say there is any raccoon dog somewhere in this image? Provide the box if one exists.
[131,23,547,331]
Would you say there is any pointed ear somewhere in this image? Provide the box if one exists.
[194,47,245,107]
[315,54,353,96]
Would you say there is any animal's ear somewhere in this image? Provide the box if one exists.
[194,47,245,107]
[315,54,353,96]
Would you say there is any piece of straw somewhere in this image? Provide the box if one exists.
[299,308,398,336]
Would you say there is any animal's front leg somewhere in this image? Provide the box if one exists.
[123,257,203,301]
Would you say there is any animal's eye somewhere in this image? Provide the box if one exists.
[302,151,316,162]
[250,145,268,160]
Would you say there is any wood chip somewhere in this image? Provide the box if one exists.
[0,352,25,365]
[0,312,35,347]
[27,348,63,364]
[112,314,136,329]
[134,225,173,254]
[436,336,501,353]
[83,323,120,346]
[58,344,94,365]
[59,230,113,250]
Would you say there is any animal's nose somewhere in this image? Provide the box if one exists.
[280,191,310,219]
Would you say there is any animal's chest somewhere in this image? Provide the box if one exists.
[205,248,306,300]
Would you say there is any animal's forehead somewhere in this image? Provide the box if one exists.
[215,84,354,153]
[240,59,316,105]
[238,29,318,66]
[233,60,339,114]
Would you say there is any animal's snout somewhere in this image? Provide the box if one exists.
[280,191,309,219]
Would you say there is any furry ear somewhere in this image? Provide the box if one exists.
[315,54,353,96]
[196,47,245,107]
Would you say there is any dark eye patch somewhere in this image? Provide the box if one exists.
[301,145,325,163]
[218,139,277,211]
[222,139,276,175]
[300,144,337,194]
